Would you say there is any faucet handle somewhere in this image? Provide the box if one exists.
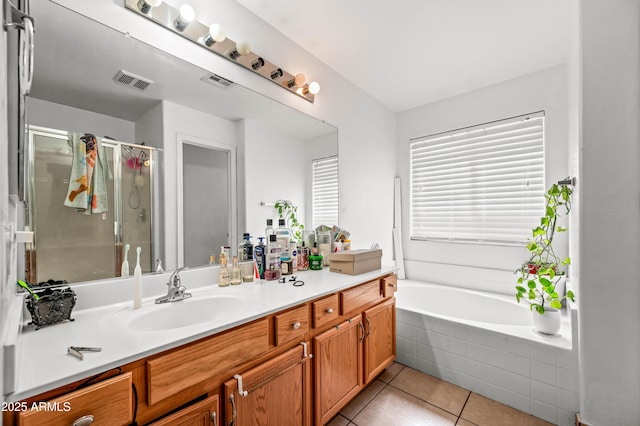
[168,266,188,287]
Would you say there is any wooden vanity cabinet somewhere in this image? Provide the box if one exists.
[224,343,312,426]
[313,275,397,425]
[6,273,396,426]
[15,372,133,426]
[313,315,364,425]
[148,394,219,426]
[363,297,396,384]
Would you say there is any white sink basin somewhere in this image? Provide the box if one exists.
[107,294,247,332]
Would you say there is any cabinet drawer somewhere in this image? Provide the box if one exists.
[382,274,397,298]
[275,305,309,346]
[340,280,382,315]
[312,294,339,329]
[17,373,132,426]
[147,318,270,405]
[148,394,219,426]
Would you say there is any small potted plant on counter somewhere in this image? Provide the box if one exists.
[515,180,575,335]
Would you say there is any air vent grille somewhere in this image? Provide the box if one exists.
[113,70,153,91]
[201,73,234,88]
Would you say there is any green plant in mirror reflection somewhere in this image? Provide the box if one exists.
[274,200,304,244]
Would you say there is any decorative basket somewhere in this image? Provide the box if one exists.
[26,287,76,330]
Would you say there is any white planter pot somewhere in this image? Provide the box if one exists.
[532,307,561,335]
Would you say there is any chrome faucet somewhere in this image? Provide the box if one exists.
[155,267,192,304]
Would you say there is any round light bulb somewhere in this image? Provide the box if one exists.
[147,0,163,6]
[308,81,320,95]
[236,40,251,56]
[209,23,226,43]
[179,4,195,22]
[294,73,306,87]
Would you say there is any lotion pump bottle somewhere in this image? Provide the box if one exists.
[133,247,142,309]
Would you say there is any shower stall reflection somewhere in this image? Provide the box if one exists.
[26,126,155,284]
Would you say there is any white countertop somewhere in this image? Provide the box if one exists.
[7,264,396,401]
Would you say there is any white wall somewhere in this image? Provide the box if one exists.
[241,119,307,243]
[396,65,569,295]
[0,2,9,409]
[579,0,640,424]
[28,98,135,141]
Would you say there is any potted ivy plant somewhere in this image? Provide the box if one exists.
[274,200,305,244]
[515,181,575,335]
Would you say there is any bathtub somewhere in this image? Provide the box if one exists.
[394,280,579,426]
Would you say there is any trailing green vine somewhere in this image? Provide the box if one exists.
[274,200,305,244]
[515,183,576,314]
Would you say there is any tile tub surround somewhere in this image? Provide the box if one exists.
[328,363,553,426]
[396,307,579,426]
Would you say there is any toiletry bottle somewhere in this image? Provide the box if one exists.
[220,245,231,260]
[265,219,275,241]
[254,237,266,279]
[239,233,253,261]
[265,234,281,281]
[298,244,309,271]
[281,254,292,275]
[209,254,216,265]
[218,256,230,287]
[289,241,298,273]
[275,219,290,256]
[230,256,242,285]
[312,242,318,256]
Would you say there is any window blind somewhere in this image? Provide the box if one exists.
[312,155,339,228]
[410,111,545,244]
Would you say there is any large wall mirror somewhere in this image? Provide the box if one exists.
[23,1,338,284]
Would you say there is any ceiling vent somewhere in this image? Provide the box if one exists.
[201,73,234,89]
[113,70,153,91]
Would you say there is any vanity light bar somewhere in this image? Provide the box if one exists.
[124,0,317,103]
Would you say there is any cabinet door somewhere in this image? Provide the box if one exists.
[224,344,311,426]
[313,315,363,425]
[149,394,219,426]
[363,298,396,384]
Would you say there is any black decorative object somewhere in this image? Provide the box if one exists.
[26,287,76,330]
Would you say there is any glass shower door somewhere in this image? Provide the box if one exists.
[26,127,155,284]
[30,129,116,283]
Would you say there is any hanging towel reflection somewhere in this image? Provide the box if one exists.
[64,132,113,214]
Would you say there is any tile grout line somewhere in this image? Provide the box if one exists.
[456,391,473,425]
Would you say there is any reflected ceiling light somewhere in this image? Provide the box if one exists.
[228,40,250,60]
[174,4,195,32]
[287,73,306,88]
[137,0,162,14]
[270,68,283,80]
[203,23,226,46]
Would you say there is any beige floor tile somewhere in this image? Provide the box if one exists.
[456,419,478,426]
[390,367,471,416]
[326,414,350,426]
[340,380,386,419]
[352,386,458,426]
[461,393,554,426]
[378,362,405,383]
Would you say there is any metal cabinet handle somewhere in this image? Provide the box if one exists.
[326,308,333,314]
[233,374,248,397]
[211,411,217,426]
[229,393,236,426]
[358,322,365,343]
[71,415,94,426]
[19,16,34,96]
[292,321,301,330]
[365,317,371,337]
[388,283,396,288]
